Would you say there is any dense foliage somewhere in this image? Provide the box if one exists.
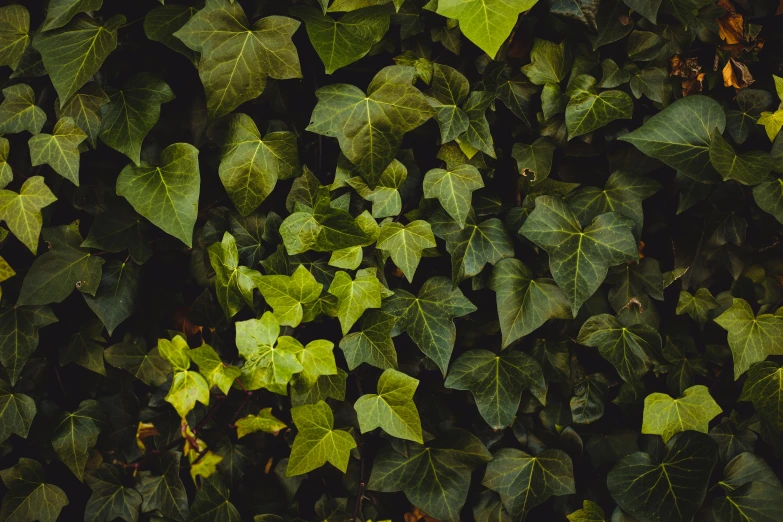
[1,0,783,521]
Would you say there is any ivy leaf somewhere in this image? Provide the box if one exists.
[567,500,605,522]
[0,5,29,70]
[81,192,151,265]
[174,0,302,119]
[608,431,718,522]
[293,5,390,75]
[436,0,539,58]
[190,343,241,395]
[713,482,783,522]
[445,349,546,429]
[208,232,260,319]
[0,303,57,385]
[426,64,470,143]
[291,368,347,407]
[286,400,357,476]
[84,464,143,522]
[136,451,188,522]
[571,372,610,424]
[289,338,337,388]
[623,0,662,24]
[28,117,86,185]
[431,210,514,286]
[307,65,434,186]
[521,38,571,86]
[550,0,599,29]
[81,260,139,335]
[676,288,719,329]
[41,0,102,32]
[116,142,200,247]
[566,171,660,239]
[339,310,398,370]
[577,314,662,383]
[143,4,198,63]
[565,74,633,138]
[328,268,387,334]
[219,114,300,216]
[52,399,105,481]
[235,408,287,438]
[423,165,484,228]
[0,84,46,135]
[512,138,557,183]
[166,369,210,418]
[483,448,576,521]
[753,177,783,225]
[256,265,323,327]
[0,458,69,522]
[159,335,191,371]
[0,138,11,188]
[55,83,109,149]
[99,73,175,166]
[189,475,241,522]
[384,276,476,374]
[459,91,496,158]
[662,337,708,397]
[642,385,722,442]
[355,368,422,442]
[235,312,303,394]
[17,222,105,306]
[714,298,783,379]
[520,196,639,316]
[376,220,436,283]
[490,258,570,348]
[368,429,492,522]
[0,378,35,443]
[0,176,56,254]
[739,362,783,433]
[104,334,171,387]
[619,95,726,178]
[709,132,772,185]
[343,157,407,218]
[59,318,105,375]
[33,14,124,105]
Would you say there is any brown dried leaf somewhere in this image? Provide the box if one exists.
[722,57,755,90]
[718,12,745,45]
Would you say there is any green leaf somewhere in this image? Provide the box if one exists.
[0,137,11,189]
[55,82,109,149]
[293,5,389,74]
[286,400,356,476]
[431,210,514,286]
[355,368,422,442]
[445,348,546,429]
[104,334,171,387]
[520,196,639,316]
[623,0,662,24]
[619,95,726,178]
[173,0,302,119]
[571,372,610,424]
[709,132,772,185]
[136,451,188,522]
[0,84,46,135]
[59,318,105,375]
[436,0,539,58]
[82,260,139,335]
[235,408,287,438]
[565,74,633,139]
[99,73,175,166]
[758,110,783,142]
[290,368,347,407]
[307,65,434,185]
[80,192,152,265]
[0,5,30,70]
[608,431,718,522]
[709,416,757,463]
[328,0,404,11]
[256,264,323,327]
[739,362,783,433]
[0,303,57,385]
[28,117,86,185]
[41,0,102,32]
[568,500,606,522]
[662,336,708,397]
[208,232,260,319]
[423,164,484,228]
[714,298,783,379]
[0,379,35,443]
[713,482,783,522]
[577,314,662,383]
[339,309,398,370]
[0,458,68,522]
[17,222,105,306]
[166,369,210,418]
[754,177,783,224]
[512,138,557,183]
[190,343,241,395]
[189,475,241,522]
[368,429,492,522]
[219,114,300,216]
[289,338,337,388]
[143,4,198,63]
[642,385,722,442]
[0,176,56,254]
[376,220,436,283]
[483,448,576,521]
[384,276,476,374]
[343,157,407,218]
[52,399,104,480]
[328,268,386,334]
[550,0,599,29]
[426,64,470,143]
[84,464,143,522]
[490,258,570,348]
[459,91,496,158]
[116,142,200,247]
[676,288,719,329]
[33,14,124,106]
[521,38,571,86]
[235,312,303,394]
[158,335,190,371]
